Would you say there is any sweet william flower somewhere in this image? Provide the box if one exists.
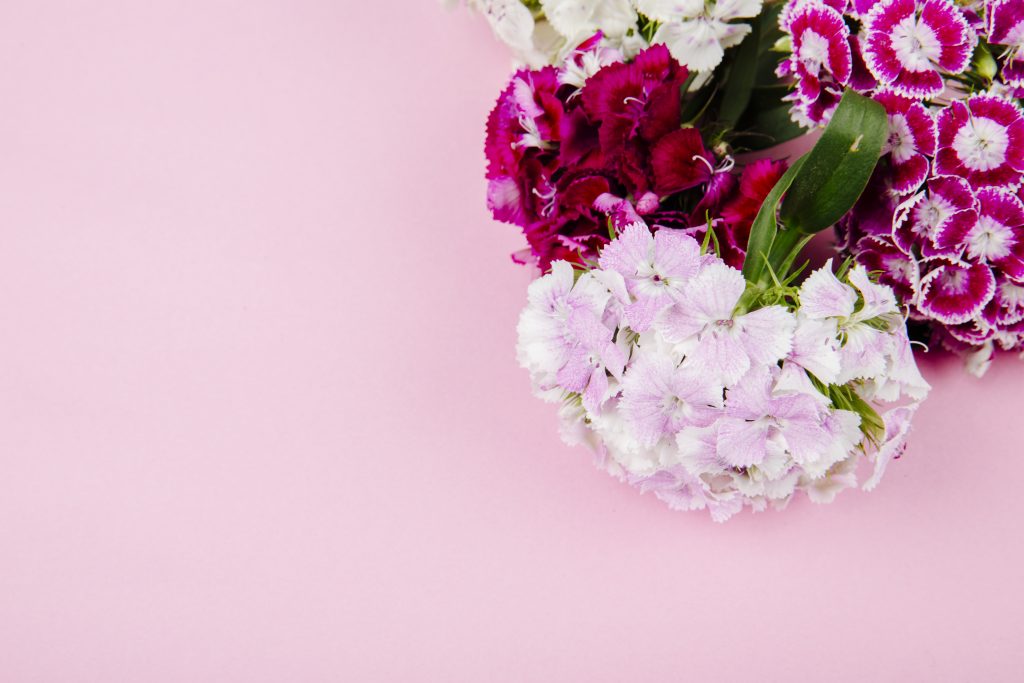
[965,188,1024,280]
[780,3,852,100]
[619,350,723,448]
[988,0,1024,87]
[656,261,796,385]
[874,90,937,195]
[935,95,1024,189]
[516,260,615,395]
[717,366,833,468]
[861,0,973,98]
[636,0,764,72]
[597,222,703,331]
[541,0,638,46]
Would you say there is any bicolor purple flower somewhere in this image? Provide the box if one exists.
[862,0,972,98]
[966,187,1024,280]
[780,4,852,99]
[917,260,997,324]
[657,261,796,385]
[874,90,936,194]
[988,0,1024,86]
[893,174,978,257]
[935,95,1024,189]
[854,235,921,302]
[983,278,1024,325]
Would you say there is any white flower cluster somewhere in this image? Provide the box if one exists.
[449,0,761,73]
[517,225,930,521]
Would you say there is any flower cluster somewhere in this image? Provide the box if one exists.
[517,223,929,520]
[777,0,1024,369]
[451,0,762,74]
[485,40,786,270]
[777,0,974,127]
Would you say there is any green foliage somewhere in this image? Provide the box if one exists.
[778,90,888,234]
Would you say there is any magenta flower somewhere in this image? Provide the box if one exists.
[893,174,978,257]
[966,188,1024,280]
[579,43,689,165]
[917,260,997,324]
[874,90,936,194]
[854,235,920,302]
[718,159,789,269]
[781,4,852,100]
[935,95,1024,189]
[983,278,1024,326]
[988,0,1024,87]
[862,0,972,98]
[649,127,715,196]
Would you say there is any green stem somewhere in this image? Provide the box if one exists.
[764,230,814,286]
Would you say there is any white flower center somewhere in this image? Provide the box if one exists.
[798,29,830,73]
[952,116,1010,171]
[887,114,917,163]
[886,254,916,281]
[1001,280,1024,306]
[634,261,673,295]
[1004,23,1024,49]
[967,215,1015,261]
[940,267,967,293]
[891,14,942,72]
[913,195,953,237]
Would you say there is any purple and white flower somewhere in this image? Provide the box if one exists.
[935,95,1024,189]
[861,0,973,98]
[874,90,937,194]
[988,0,1024,87]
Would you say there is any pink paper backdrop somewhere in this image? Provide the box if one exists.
[1,2,1023,680]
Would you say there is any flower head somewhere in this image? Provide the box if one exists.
[517,226,929,520]
[861,0,972,98]
[637,0,763,72]
[935,95,1024,190]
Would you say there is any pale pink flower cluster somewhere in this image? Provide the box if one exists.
[517,223,930,520]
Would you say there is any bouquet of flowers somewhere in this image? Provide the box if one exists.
[450,0,1024,518]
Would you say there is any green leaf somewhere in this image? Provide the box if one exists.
[718,21,760,128]
[741,156,806,284]
[778,90,888,234]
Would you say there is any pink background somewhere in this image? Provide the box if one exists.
[1,2,1023,680]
